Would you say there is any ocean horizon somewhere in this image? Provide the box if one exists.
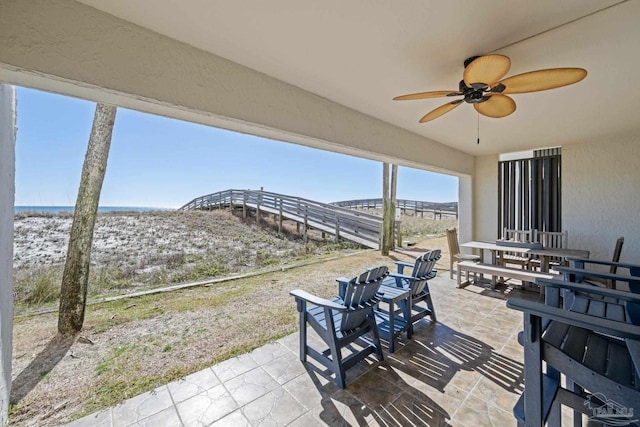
[15,206,172,214]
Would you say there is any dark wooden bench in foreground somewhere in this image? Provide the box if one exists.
[457,260,555,289]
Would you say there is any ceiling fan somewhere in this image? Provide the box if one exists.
[393,54,587,123]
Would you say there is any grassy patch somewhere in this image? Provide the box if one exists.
[82,372,182,418]
[84,282,255,335]
[72,271,300,418]
[400,217,457,241]
[79,334,299,419]
[95,345,133,376]
[13,267,62,307]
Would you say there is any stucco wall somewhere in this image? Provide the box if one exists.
[0,84,16,426]
[473,154,499,242]
[0,0,472,177]
[471,140,640,264]
[563,136,640,262]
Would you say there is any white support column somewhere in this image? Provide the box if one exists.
[457,175,473,245]
[473,154,499,242]
[0,84,16,426]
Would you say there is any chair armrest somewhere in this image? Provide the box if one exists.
[565,257,640,272]
[506,298,640,340]
[535,278,640,303]
[389,272,416,282]
[552,266,640,285]
[290,289,346,311]
[394,261,414,275]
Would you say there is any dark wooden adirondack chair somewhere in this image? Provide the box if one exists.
[565,243,628,290]
[552,261,639,330]
[508,271,640,427]
[383,250,439,337]
[290,266,388,388]
[572,237,624,289]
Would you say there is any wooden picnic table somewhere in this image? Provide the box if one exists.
[461,241,589,273]
[459,241,590,288]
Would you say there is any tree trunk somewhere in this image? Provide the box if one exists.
[382,163,391,255]
[58,104,117,335]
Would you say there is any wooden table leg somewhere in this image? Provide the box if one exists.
[541,256,550,273]
[539,256,549,295]
[477,249,486,284]
[490,249,498,288]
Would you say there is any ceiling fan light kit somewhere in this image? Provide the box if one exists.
[394,54,587,123]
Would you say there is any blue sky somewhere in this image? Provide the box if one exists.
[15,87,458,208]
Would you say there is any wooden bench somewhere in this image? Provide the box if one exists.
[457,261,555,289]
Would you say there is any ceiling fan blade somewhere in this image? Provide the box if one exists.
[495,68,587,94]
[419,99,464,123]
[474,94,516,118]
[463,54,511,87]
[393,90,462,101]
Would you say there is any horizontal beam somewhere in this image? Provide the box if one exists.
[0,0,473,176]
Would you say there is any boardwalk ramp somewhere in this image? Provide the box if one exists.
[332,198,458,218]
[180,190,383,249]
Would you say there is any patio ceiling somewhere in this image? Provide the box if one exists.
[75,0,639,156]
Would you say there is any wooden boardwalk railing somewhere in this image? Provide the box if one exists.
[332,198,458,219]
[180,190,384,249]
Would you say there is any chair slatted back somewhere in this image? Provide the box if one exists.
[503,228,534,242]
[606,237,625,289]
[610,237,625,274]
[536,230,568,249]
[341,266,388,331]
[410,253,430,278]
[536,230,568,264]
[502,228,535,262]
[428,249,441,274]
[446,228,460,256]
[408,250,439,297]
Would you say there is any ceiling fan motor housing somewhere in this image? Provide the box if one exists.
[458,80,490,104]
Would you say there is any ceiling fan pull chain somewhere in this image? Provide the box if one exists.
[477,112,480,144]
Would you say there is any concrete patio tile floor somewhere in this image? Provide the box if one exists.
[65,276,549,426]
